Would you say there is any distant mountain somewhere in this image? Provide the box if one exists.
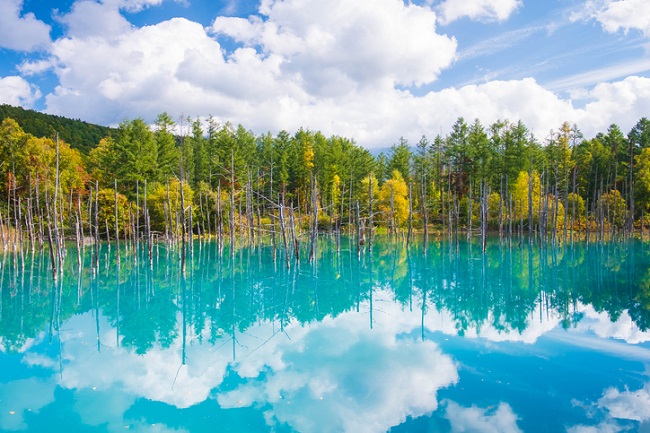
[0,104,115,154]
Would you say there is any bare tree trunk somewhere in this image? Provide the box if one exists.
[94,181,100,271]
[308,175,318,263]
[144,180,152,267]
[289,203,299,264]
[407,182,413,246]
[180,177,187,275]
[217,184,223,253]
[0,206,6,251]
[113,179,120,265]
[165,181,171,247]
[467,179,473,240]
[230,150,235,256]
[571,169,576,244]
[368,173,374,252]
[528,170,533,243]
[356,199,361,257]
[278,199,290,269]
[421,173,428,253]
[53,133,62,273]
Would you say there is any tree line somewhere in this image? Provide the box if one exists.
[0,104,114,154]
[2,112,650,269]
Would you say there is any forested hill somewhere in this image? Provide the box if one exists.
[0,104,114,154]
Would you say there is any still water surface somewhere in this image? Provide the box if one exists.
[0,238,649,432]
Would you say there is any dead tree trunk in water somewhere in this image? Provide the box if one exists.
[52,133,63,274]
[289,203,299,264]
[217,184,223,253]
[421,175,428,253]
[114,180,120,265]
[229,150,235,256]
[94,181,100,271]
[278,199,290,269]
[407,182,413,246]
[180,178,187,275]
[308,175,318,263]
[368,173,374,252]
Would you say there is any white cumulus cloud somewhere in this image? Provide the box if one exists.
[212,0,457,90]
[217,304,459,433]
[599,385,650,422]
[437,0,522,25]
[0,0,51,52]
[0,75,42,107]
[57,0,133,39]
[575,0,650,37]
[443,400,523,433]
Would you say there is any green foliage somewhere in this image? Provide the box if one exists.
[155,112,180,181]
[115,118,158,185]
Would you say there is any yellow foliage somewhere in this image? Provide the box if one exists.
[304,145,315,170]
[331,174,342,210]
[379,170,409,227]
[359,173,380,209]
[598,190,627,229]
[147,179,194,232]
[512,170,541,222]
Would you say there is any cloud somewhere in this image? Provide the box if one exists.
[0,0,51,52]
[45,17,227,125]
[581,76,650,134]
[575,0,650,37]
[436,0,522,25]
[57,0,133,39]
[443,400,522,433]
[19,0,650,148]
[212,0,457,89]
[573,304,650,344]
[566,420,626,433]
[599,385,650,422]
[25,313,232,409]
[0,75,42,107]
[217,306,459,433]
[17,290,458,433]
[116,0,165,13]
[568,382,650,432]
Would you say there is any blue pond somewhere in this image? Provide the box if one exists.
[0,237,648,432]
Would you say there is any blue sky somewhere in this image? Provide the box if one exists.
[1,0,650,148]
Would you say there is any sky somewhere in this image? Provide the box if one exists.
[1,0,650,148]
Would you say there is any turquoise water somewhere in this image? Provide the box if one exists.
[0,237,649,432]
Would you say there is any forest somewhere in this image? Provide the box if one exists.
[2,109,650,271]
[0,104,114,154]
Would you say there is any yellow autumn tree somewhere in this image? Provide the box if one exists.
[598,190,627,229]
[146,179,194,233]
[512,170,541,224]
[379,170,409,229]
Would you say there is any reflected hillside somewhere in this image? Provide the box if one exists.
[1,237,650,354]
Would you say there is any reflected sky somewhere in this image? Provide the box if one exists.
[0,238,649,432]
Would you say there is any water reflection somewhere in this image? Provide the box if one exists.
[0,238,649,432]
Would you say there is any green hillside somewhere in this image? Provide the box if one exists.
[0,104,114,154]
